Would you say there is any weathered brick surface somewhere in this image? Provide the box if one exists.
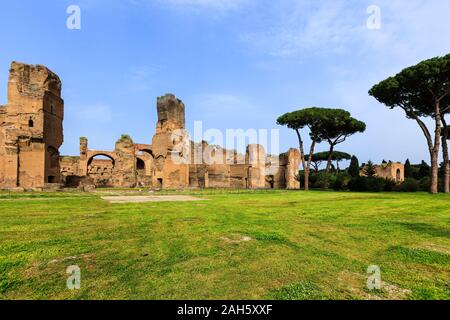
[1,63,300,190]
[0,62,63,189]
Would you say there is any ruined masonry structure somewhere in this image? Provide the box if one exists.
[360,162,405,182]
[0,62,63,189]
[60,93,301,190]
[0,62,300,190]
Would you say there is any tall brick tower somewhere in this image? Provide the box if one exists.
[151,94,189,189]
[0,62,64,189]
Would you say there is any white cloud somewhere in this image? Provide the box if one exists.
[240,1,361,57]
[240,0,450,61]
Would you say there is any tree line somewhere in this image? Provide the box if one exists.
[278,53,450,194]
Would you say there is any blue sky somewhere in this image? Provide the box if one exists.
[1,0,449,165]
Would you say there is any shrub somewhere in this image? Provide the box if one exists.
[419,177,431,191]
[348,176,386,192]
[348,177,368,192]
[383,179,397,192]
[332,174,346,191]
[395,178,419,192]
[366,177,385,192]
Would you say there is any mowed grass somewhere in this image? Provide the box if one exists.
[0,190,449,300]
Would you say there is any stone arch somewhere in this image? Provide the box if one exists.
[136,148,154,157]
[86,153,116,187]
[135,149,154,177]
[87,152,116,167]
[396,168,401,182]
[136,158,146,170]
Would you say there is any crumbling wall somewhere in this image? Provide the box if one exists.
[112,136,137,187]
[56,93,300,191]
[247,144,266,189]
[285,148,301,189]
[0,62,64,189]
[374,162,405,182]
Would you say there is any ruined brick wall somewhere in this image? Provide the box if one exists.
[285,148,301,189]
[57,93,300,191]
[87,159,114,187]
[112,136,137,187]
[247,144,267,189]
[374,163,405,182]
[151,94,189,189]
[0,62,63,189]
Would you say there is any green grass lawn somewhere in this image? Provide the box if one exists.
[0,190,449,300]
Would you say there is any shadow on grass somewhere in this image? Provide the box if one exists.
[395,222,450,239]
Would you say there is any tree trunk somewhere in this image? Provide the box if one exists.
[304,141,316,191]
[405,106,438,194]
[442,117,449,193]
[323,145,335,190]
[295,129,306,171]
[430,101,442,194]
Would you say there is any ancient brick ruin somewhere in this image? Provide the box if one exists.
[60,93,301,190]
[376,162,405,182]
[0,62,63,189]
[1,62,300,190]
[361,162,405,182]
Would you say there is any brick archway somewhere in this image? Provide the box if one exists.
[86,151,117,167]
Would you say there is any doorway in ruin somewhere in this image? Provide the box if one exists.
[136,150,154,187]
[87,154,115,187]
[157,178,163,189]
[266,175,275,189]
[136,158,145,171]
[47,146,60,168]
[396,169,401,182]
[135,157,152,187]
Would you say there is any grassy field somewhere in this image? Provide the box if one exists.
[0,190,449,300]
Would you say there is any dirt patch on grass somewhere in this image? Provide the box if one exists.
[23,254,95,280]
[101,195,208,203]
[221,235,253,244]
[337,271,411,300]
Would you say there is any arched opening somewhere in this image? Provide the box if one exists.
[157,178,163,189]
[396,169,401,182]
[28,119,34,128]
[87,154,115,187]
[137,149,154,158]
[266,175,275,189]
[136,158,145,171]
[87,154,115,167]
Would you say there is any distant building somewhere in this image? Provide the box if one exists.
[361,162,405,182]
